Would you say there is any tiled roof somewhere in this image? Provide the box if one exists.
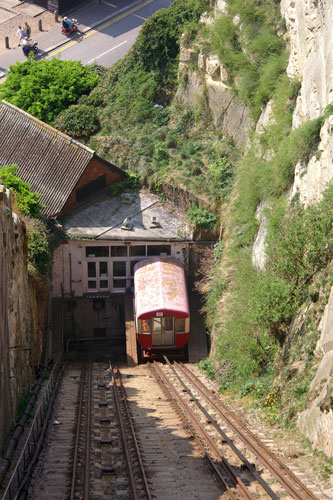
[0,100,95,217]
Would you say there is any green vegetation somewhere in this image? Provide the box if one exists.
[0,165,56,277]
[209,0,287,119]
[0,58,99,123]
[0,165,44,218]
[188,204,218,230]
[26,219,51,277]
[85,0,238,207]
[55,104,100,138]
[108,171,140,197]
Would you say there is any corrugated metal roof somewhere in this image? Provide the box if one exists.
[0,100,95,217]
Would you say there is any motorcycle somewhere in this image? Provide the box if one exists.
[22,39,38,57]
[61,18,78,35]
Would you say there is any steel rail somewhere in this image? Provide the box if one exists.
[114,366,152,500]
[84,360,92,500]
[70,362,86,500]
[164,359,279,500]
[110,364,139,500]
[149,362,254,500]
[178,362,318,500]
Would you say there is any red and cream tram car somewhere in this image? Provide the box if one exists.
[134,257,190,360]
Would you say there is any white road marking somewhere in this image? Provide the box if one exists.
[101,1,117,6]
[87,40,128,63]
[132,14,147,20]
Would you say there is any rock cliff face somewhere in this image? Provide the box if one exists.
[178,0,333,457]
[0,186,46,451]
[298,286,333,457]
[177,48,252,148]
[281,0,333,204]
[276,1,333,456]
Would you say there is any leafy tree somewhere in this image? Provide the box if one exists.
[0,58,99,123]
[0,165,44,218]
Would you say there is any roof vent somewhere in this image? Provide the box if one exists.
[150,216,161,228]
[121,217,133,231]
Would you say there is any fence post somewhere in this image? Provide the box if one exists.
[38,19,43,31]
[54,10,58,22]
[5,36,9,49]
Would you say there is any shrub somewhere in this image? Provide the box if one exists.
[0,58,99,123]
[188,205,218,230]
[27,219,51,277]
[0,165,44,218]
[197,358,216,380]
[55,105,100,137]
[108,171,140,197]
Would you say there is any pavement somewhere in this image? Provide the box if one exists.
[0,0,144,79]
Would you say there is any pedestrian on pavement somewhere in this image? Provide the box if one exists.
[17,26,25,46]
[24,22,31,38]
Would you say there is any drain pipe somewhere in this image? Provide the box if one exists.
[0,375,44,485]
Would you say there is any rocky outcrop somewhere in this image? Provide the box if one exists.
[0,186,47,451]
[282,0,333,205]
[177,48,252,148]
[290,115,333,206]
[298,287,333,457]
[281,0,333,124]
[252,200,268,271]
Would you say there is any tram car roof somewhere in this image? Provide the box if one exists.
[134,258,189,320]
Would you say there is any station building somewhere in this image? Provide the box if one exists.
[0,100,209,364]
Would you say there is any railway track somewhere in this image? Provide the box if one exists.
[147,358,321,500]
[29,360,150,500]
[2,359,324,500]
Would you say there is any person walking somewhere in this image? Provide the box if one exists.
[24,22,31,38]
[17,26,25,46]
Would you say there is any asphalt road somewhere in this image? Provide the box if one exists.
[47,0,172,67]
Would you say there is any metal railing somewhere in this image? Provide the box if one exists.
[1,361,64,500]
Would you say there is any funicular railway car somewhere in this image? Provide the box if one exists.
[134,257,190,360]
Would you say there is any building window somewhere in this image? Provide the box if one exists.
[129,245,146,257]
[88,262,108,290]
[86,246,109,258]
[88,262,96,277]
[113,261,126,276]
[113,279,126,288]
[147,245,171,256]
[99,261,108,276]
[111,246,127,257]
